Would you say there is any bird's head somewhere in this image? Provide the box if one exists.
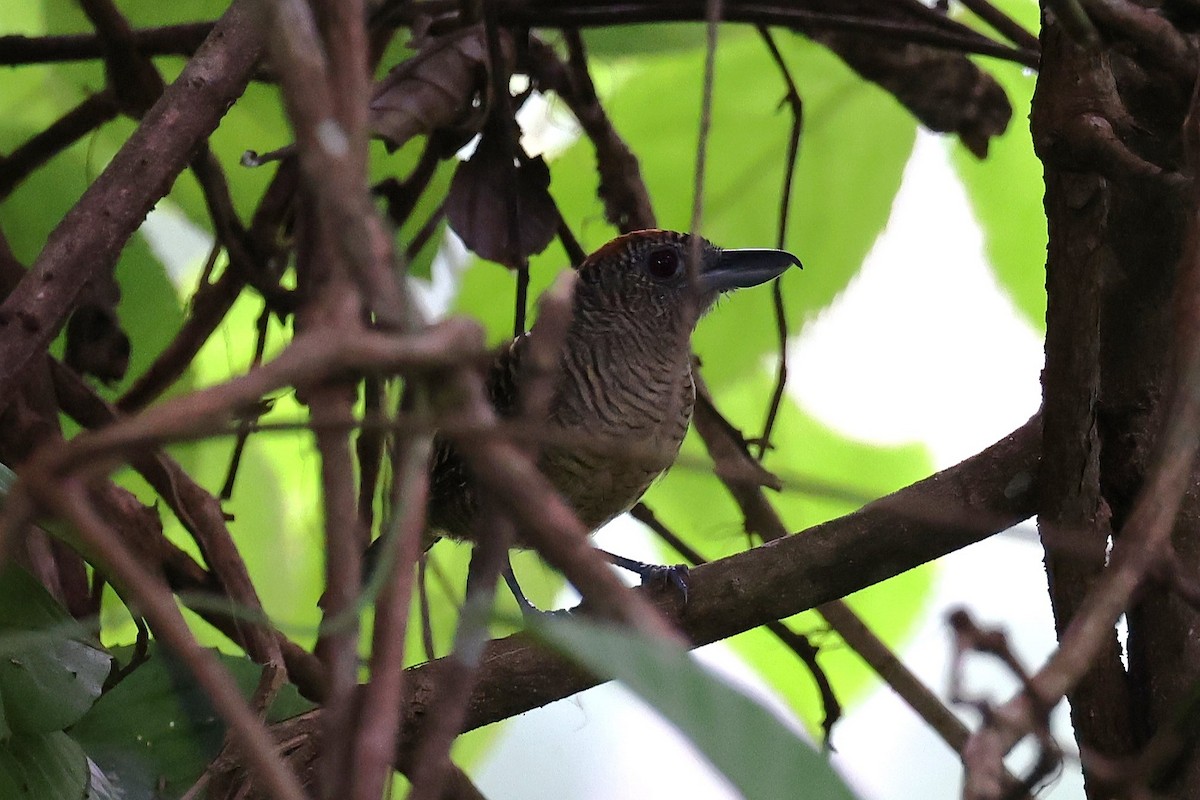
[572,229,802,339]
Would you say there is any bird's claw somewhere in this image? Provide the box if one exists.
[517,602,574,622]
[640,563,690,603]
[599,549,691,605]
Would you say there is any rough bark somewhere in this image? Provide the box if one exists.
[1034,2,1200,794]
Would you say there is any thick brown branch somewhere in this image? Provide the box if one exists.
[397,0,1039,66]
[5,2,1031,67]
[264,416,1040,768]
[1032,21,1134,786]
[963,160,1200,800]
[0,0,262,415]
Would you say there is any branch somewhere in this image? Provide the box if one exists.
[11,473,307,800]
[0,90,119,200]
[395,0,1039,67]
[527,33,656,233]
[0,0,262,415]
[956,0,1041,52]
[265,415,1040,767]
[1034,17,1135,772]
[5,2,1033,68]
[0,23,211,65]
[962,127,1200,800]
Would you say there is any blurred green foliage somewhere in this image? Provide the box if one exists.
[953,0,1046,330]
[537,615,860,800]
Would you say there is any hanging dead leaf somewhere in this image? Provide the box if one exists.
[64,304,130,385]
[370,25,512,152]
[63,271,129,384]
[445,129,558,267]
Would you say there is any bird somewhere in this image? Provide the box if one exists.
[372,228,801,608]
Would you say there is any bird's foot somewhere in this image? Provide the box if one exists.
[638,563,690,603]
[599,550,690,603]
[503,564,575,620]
[503,564,541,619]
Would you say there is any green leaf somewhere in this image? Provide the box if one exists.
[70,643,313,799]
[456,34,915,389]
[535,615,859,800]
[0,564,77,632]
[951,5,1045,330]
[0,731,88,800]
[0,639,111,736]
[0,567,110,737]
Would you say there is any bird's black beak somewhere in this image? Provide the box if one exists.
[697,248,803,293]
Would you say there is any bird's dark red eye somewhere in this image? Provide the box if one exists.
[646,248,680,280]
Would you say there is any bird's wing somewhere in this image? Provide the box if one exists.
[425,333,529,539]
[483,332,529,417]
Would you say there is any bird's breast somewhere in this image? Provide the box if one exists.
[544,351,696,529]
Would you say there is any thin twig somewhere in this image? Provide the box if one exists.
[351,428,433,800]
[687,0,723,293]
[753,25,802,460]
[117,159,300,413]
[419,553,438,660]
[478,6,531,336]
[951,610,1060,797]
[0,23,211,65]
[354,375,387,533]
[529,32,656,232]
[956,0,1041,52]
[406,203,448,264]
[220,307,272,501]
[0,90,119,200]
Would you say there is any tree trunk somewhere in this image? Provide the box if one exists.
[1034,4,1200,795]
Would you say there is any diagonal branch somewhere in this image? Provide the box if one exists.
[0,0,263,416]
[262,415,1040,768]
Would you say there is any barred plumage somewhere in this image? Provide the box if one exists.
[372,230,800,591]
